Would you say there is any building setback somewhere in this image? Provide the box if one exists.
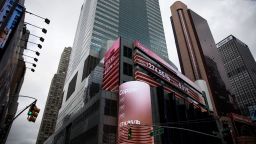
[170,1,233,115]
[36,47,71,144]
[217,35,256,116]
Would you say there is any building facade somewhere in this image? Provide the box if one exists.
[116,39,222,144]
[217,35,256,116]
[170,1,233,115]
[45,0,175,143]
[46,37,223,144]
[0,0,28,143]
[36,47,71,144]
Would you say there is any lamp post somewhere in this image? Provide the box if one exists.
[29,33,45,42]
[20,39,42,49]
[18,59,36,67]
[20,53,38,62]
[20,47,40,56]
[24,22,47,34]
[26,67,35,72]
[25,11,50,24]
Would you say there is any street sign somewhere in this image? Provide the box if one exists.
[150,128,164,136]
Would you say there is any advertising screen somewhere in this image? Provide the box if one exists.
[133,53,205,106]
[118,81,154,143]
[0,2,24,49]
[102,37,120,92]
[133,40,177,74]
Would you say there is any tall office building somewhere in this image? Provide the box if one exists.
[45,0,173,143]
[36,47,71,144]
[65,0,171,83]
[217,35,256,116]
[170,1,232,115]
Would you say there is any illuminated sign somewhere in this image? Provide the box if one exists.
[133,40,177,74]
[118,81,154,143]
[134,54,205,105]
[102,38,120,92]
[0,2,24,49]
[230,113,252,124]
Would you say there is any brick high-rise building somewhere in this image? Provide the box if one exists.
[170,1,233,115]
[217,35,256,116]
[36,47,71,144]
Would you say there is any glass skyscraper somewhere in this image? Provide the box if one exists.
[44,0,170,143]
[170,1,233,116]
[217,35,256,116]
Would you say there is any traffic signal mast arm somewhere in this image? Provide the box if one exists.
[151,125,220,139]
[12,99,37,121]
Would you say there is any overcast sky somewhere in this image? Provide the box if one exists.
[6,0,256,143]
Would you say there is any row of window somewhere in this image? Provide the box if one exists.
[227,66,246,77]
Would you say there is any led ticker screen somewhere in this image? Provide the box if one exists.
[102,37,120,92]
[133,40,177,74]
[133,53,205,106]
[0,1,24,49]
[118,81,154,143]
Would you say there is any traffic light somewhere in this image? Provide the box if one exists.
[222,128,230,137]
[128,127,132,140]
[27,103,40,122]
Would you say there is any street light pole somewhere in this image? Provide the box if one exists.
[0,95,38,143]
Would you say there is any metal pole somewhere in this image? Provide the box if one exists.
[20,39,39,45]
[25,10,46,20]
[19,95,37,100]
[0,98,37,144]
[20,47,37,53]
[12,100,36,121]
[30,33,41,38]
[24,22,43,30]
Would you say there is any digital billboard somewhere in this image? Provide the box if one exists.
[118,81,154,143]
[102,37,120,92]
[133,40,177,74]
[0,1,24,49]
[133,53,205,106]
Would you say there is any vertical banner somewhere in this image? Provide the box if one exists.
[118,81,154,143]
[102,37,120,92]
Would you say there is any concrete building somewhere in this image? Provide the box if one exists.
[170,1,233,116]
[217,35,256,116]
[0,0,28,143]
[36,47,71,144]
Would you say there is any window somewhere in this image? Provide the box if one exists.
[103,125,116,143]
[123,46,132,58]
[82,55,99,80]
[66,72,78,101]
[123,63,133,76]
[89,82,100,98]
[104,99,117,116]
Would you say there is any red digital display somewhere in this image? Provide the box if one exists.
[134,53,205,106]
[133,40,177,74]
[102,38,120,92]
